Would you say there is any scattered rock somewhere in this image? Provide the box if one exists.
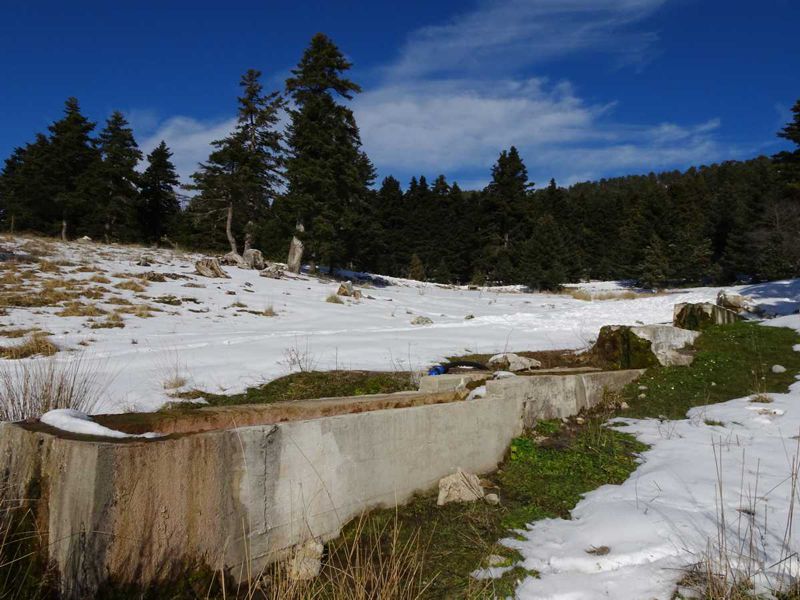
[260,264,284,279]
[411,316,433,326]
[716,290,753,313]
[638,393,646,400]
[195,258,229,279]
[484,493,500,506]
[464,314,475,320]
[673,302,742,331]
[492,371,518,379]
[487,352,542,372]
[288,539,324,581]
[220,252,247,268]
[78,235,92,243]
[182,282,206,289]
[638,385,648,391]
[336,281,362,299]
[486,554,509,567]
[139,271,166,282]
[772,364,787,374]
[242,248,265,270]
[437,468,484,506]
[136,255,152,267]
[619,401,630,410]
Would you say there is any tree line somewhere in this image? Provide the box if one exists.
[1,33,799,288]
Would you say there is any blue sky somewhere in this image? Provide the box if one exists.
[1,0,798,190]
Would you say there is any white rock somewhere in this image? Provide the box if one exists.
[488,352,542,372]
[716,290,753,313]
[630,325,701,367]
[619,401,630,410]
[493,371,518,379]
[288,539,324,580]
[437,468,484,506]
[411,315,433,326]
[485,493,500,505]
[772,364,787,374]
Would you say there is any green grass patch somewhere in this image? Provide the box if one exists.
[622,321,800,420]
[181,370,417,407]
[336,421,646,599]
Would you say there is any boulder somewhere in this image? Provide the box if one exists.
[437,469,484,506]
[484,493,500,506]
[136,255,152,267]
[336,281,362,299]
[410,315,433,326]
[242,248,265,270]
[629,325,701,367]
[288,539,323,581]
[195,258,230,279]
[592,325,660,370]
[716,290,753,313]
[673,302,743,331]
[220,252,247,268]
[259,264,284,279]
[772,364,787,374]
[487,352,542,372]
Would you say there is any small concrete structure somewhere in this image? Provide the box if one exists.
[1,368,643,597]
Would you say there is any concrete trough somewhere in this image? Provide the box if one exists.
[0,368,643,597]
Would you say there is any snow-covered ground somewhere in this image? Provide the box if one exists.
[0,235,756,414]
[504,312,800,600]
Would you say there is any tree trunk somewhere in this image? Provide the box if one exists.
[61,218,67,241]
[243,221,254,253]
[287,222,305,274]
[9,214,14,234]
[225,203,238,255]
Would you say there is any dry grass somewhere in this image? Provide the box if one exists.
[0,333,58,360]
[0,328,40,339]
[89,274,111,284]
[114,279,148,292]
[560,288,665,302]
[0,355,108,420]
[0,288,76,308]
[212,513,429,600]
[105,296,133,306]
[36,260,61,274]
[326,294,344,304]
[89,312,125,329]
[263,305,277,317]
[56,302,107,317]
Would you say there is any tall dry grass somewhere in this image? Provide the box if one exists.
[212,513,430,600]
[0,357,108,421]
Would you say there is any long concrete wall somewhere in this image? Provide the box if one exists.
[0,368,642,597]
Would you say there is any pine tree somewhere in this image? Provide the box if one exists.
[189,70,283,254]
[46,98,101,239]
[639,235,670,288]
[140,141,180,243]
[283,33,373,271]
[94,111,142,241]
[775,98,800,192]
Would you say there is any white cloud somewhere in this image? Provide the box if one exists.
[390,0,667,79]
[133,0,728,190]
[139,115,236,184]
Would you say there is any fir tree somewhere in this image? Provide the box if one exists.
[189,70,283,254]
[94,111,142,241]
[283,33,373,271]
[775,98,800,192]
[639,235,670,288]
[140,141,180,243]
[46,98,101,239]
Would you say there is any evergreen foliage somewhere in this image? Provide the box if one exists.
[0,52,798,290]
[282,33,375,270]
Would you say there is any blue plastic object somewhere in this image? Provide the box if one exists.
[427,365,446,376]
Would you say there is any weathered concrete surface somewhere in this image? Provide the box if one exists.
[418,372,489,393]
[1,368,643,597]
[485,369,645,424]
